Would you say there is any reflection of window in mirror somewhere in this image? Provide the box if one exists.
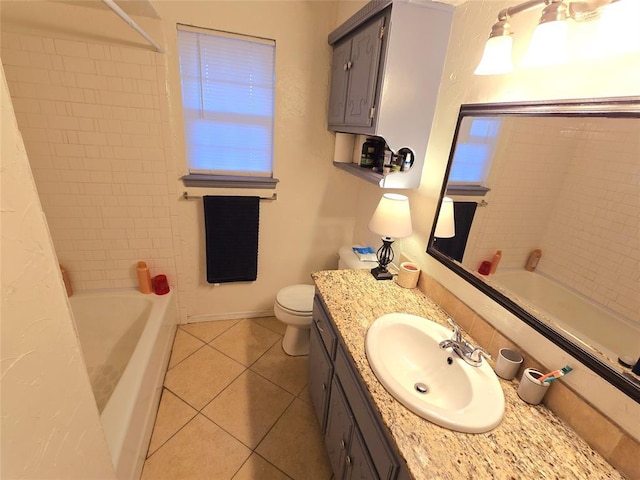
[449,117,502,186]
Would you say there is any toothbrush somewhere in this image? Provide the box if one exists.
[539,365,573,383]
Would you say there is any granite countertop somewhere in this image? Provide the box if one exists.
[312,269,624,480]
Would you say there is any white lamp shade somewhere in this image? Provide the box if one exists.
[590,0,640,57]
[434,197,455,238]
[368,193,412,239]
[520,20,568,67]
[474,35,514,75]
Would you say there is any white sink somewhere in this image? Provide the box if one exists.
[365,313,505,433]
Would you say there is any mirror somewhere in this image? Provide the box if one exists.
[427,97,640,402]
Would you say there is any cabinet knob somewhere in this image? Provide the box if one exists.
[315,319,324,333]
[321,383,327,391]
[340,439,346,449]
[347,60,353,70]
[343,63,349,71]
[345,455,352,466]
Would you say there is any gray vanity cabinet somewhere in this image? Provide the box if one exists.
[310,294,409,480]
[327,15,385,130]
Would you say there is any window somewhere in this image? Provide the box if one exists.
[449,117,501,185]
[177,25,277,185]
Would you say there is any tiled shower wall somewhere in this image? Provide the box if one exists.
[463,116,638,323]
[1,31,177,291]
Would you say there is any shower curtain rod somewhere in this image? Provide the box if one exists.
[102,0,164,53]
[182,191,278,201]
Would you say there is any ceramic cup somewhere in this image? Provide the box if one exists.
[396,262,420,289]
[494,348,524,380]
[517,368,550,405]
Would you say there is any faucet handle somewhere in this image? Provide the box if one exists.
[446,318,462,341]
[470,346,491,364]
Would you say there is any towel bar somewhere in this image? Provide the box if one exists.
[182,191,277,201]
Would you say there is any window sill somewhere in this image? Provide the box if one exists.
[181,174,279,189]
[446,185,490,196]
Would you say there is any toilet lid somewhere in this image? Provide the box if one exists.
[276,284,315,313]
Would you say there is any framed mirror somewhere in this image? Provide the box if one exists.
[427,97,640,402]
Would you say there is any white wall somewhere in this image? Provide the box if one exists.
[1,0,361,323]
[0,65,115,479]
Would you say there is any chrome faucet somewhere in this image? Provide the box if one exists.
[439,318,491,367]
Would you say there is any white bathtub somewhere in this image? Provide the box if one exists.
[491,270,640,365]
[70,289,177,480]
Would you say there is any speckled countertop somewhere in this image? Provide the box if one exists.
[312,269,624,480]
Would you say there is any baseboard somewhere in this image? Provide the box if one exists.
[184,309,274,324]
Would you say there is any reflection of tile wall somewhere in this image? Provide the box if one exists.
[417,272,639,480]
[463,117,638,324]
[1,32,177,291]
[541,118,639,323]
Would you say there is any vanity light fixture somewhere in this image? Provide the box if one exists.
[434,197,456,239]
[368,193,413,280]
[474,0,630,75]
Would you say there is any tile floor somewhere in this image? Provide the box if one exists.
[142,317,333,480]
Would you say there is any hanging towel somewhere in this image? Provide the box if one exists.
[433,201,477,263]
[203,195,260,283]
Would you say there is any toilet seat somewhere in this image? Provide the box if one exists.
[275,284,314,314]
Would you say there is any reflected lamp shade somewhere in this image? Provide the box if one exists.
[434,197,455,238]
[474,35,514,75]
[368,193,413,239]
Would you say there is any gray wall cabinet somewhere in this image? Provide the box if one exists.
[309,294,410,480]
[327,0,454,189]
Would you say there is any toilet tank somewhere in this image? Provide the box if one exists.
[338,246,376,270]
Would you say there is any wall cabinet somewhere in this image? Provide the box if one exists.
[309,294,409,480]
[327,0,454,189]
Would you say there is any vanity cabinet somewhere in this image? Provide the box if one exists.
[309,294,409,480]
[327,0,453,189]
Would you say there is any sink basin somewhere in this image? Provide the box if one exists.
[365,313,505,433]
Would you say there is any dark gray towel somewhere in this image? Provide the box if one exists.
[203,196,259,283]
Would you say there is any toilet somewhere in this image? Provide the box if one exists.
[274,284,316,356]
[274,247,373,356]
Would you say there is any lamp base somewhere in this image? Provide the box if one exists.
[371,266,393,281]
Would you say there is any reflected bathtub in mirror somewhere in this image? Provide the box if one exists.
[427,97,640,402]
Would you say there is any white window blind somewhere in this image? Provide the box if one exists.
[449,117,502,185]
[177,25,275,177]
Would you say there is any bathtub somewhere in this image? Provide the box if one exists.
[491,270,640,365]
[70,289,177,480]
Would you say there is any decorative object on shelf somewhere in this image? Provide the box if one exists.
[434,197,455,238]
[475,0,639,75]
[368,193,412,280]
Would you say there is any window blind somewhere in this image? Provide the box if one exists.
[177,25,275,177]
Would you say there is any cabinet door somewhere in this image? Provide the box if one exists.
[309,322,333,433]
[328,39,352,126]
[325,378,353,479]
[343,17,384,128]
[345,428,378,480]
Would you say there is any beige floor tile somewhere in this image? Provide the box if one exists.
[297,384,312,405]
[232,453,292,480]
[211,319,282,367]
[254,316,287,336]
[168,329,205,369]
[202,370,294,449]
[142,414,251,480]
[256,399,332,480]
[250,343,309,395]
[147,389,197,456]
[164,345,245,410]
[181,319,239,343]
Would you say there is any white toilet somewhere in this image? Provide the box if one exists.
[274,284,316,356]
[274,247,372,356]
